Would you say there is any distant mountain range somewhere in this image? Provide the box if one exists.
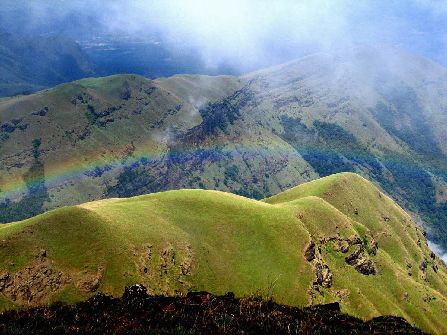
[1,46,447,252]
[0,30,239,98]
[79,35,239,79]
[0,30,94,97]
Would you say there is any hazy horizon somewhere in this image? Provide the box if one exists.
[1,0,447,75]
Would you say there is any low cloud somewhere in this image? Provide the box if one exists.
[427,240,447,264]
[2,0,447,70]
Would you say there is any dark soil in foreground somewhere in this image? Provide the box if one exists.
[0,285,424,334]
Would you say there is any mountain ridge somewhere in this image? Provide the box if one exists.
[1,46,447,251]
[0,172,446,334]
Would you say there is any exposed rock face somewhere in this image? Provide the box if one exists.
[304,240,316,261]
[335,239,350,253]
[304,239,333,297]
[0,259,69,304]
[75,266,104,293]
[160,245,176,276]
[348,236,363,246]
[369,238,378,256]
[0,273,10,292]
[349,258,376,276]
[314,262,333,288]
[420,258,428,282]
[432,263,438,273]
[304,234,378,300]
[0,250,106,305]
[345,244,377,276]
[0,243,197,308]
[326,234,378,276]
[180,245,193,276]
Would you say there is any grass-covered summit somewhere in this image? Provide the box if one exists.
[1,173,446,333]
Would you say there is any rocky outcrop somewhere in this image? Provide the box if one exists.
[346,235,376,275]
[345,244,376,275]
[369,238,378,256]
[304,240,316,261]
[326,234,378,275]
[0,259,69,304]
[180,245,193,276]
[304,239,333,298]
[420,258,428,282]
[314,262,333,288]
[160,245,176,276]
[75,266,104,293]
[304,234,378,300]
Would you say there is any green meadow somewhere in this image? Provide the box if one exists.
[1,173,446,334]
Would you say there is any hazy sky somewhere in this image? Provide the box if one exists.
[2,0,447,70]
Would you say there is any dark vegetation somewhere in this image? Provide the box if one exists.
[0,285,424,335]
[0,119,28,134]
[198,94,242,135]
[188,83,254,141]
[107,85,259,198]
[373,85,442,158]
[280,114,447,248]
[85,104,119,127]
[0,139,49,223]
[280,116,362,176]
[84,165,113,178]
[223,165,264,199]
[106,158,162,198]
[31,107,49,117]
[372,83,447,246]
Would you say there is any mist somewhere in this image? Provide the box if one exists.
[1,0,447,72]
[427,240,447,264]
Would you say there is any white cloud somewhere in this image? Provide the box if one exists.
[3,0,447,69]
[106,0,353,67]
[427,240,447,264]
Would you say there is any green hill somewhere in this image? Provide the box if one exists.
[1,173,446,334]
[1,46,447,251]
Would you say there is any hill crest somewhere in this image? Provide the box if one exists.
[1,173,446,333]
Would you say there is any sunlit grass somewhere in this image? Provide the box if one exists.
[1,173,446,333]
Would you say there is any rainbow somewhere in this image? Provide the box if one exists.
[1,139,442,207]
[0,141,292,200]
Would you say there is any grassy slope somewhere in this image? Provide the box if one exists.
[1,173,446,333]
[3,48,447,253]
[0,74,243,213]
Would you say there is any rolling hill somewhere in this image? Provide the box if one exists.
[1,173,447,334]
[1,45,447,251]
